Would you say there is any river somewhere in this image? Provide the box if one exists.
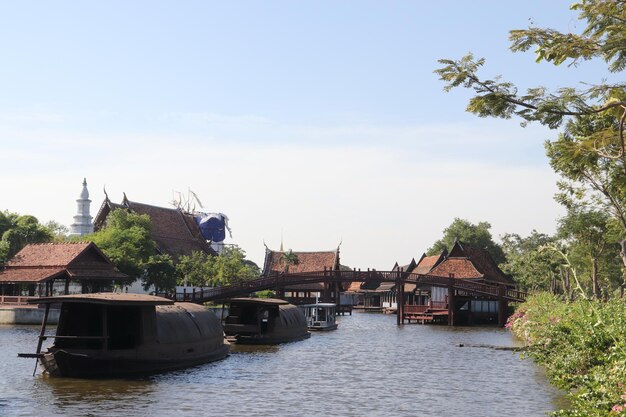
[0,311,564,417]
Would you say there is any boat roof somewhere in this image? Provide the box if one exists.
[225,297,289,305]
[299,303,336,308]
[27,292,174,306]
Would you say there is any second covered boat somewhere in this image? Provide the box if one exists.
[222,298,310,344]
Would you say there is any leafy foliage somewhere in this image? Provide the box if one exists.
[500,231,562,292]
[176,246,260,288]
[83,209,158,280]
[557,206,622,297]
[436,1,626,294]
[143,254,177,294]
[509,293,626,416]
[427,218,506,264]
[0,211,55,262]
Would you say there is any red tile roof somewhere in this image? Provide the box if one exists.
[0,268,66,283]
[427,241,513,285]
[262,249,339,275]
[429,258,483,279]
[0,242,127,284]
[262,248,340,291]
[413,254,443,274]
[7,242,92,267]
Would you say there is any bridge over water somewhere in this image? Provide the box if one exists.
[164,269,527,326]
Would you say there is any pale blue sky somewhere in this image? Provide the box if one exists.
[0,1,603,268]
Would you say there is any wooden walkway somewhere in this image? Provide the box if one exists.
[164,269,527,304]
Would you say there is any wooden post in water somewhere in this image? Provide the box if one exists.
[396,268,404,326]
[447,285,455,326]
[497,286,508,327]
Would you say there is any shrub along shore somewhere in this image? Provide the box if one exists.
[508,293,626,416]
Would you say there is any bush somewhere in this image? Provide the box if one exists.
[509,293,626,416]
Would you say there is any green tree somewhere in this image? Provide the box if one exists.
[143,254,177,294]
[428,218,506,264]
[280,249,300,273]
[213,246,260,285]
[558,206,622,298]
[85,209,158,280]
[176,246,260,288]
[500,231,562,293]
[0,213,54,260]
[436,1,626,294]
[176,251,213,287]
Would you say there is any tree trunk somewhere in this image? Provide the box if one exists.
[619,239,626,298]
[561,267,571,301]
[591,257,600,299]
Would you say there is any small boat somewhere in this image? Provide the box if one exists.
[222,298,310,344]
[18,293,229,378]
[300,302,338,331]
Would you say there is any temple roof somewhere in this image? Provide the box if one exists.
[94,195,215,259]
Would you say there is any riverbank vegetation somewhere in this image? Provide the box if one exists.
[508,293,626,416]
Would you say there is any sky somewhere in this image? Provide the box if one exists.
[0,1,607,269]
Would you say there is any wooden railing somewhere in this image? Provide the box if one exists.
[0,295,40,305]
[160,269,527,304]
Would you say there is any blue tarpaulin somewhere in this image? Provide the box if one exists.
[195,213,231,242]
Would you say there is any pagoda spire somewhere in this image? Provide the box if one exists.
[69,178,94,236]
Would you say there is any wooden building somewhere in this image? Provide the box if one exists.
[261,247,343,305]
[0,242,127,298]
[405,241,515,325]
[94,194,215,259]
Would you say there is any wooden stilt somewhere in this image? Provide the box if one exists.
[497,286,508,327]
[447,286,455,326]
[33,303,50,376]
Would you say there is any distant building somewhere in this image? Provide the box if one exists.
[261,246,342,304]
[94,194,216,259]
[0,242,127,297]
[69,178,94,236]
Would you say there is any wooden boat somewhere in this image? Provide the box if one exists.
[300,302,338,331]
[18,293,229,378]
[222,298,310,344]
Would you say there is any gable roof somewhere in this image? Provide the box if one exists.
[0,242,127,283]
[94,195,215,259]
[261,247,340,291]
[413,250,447,275]
[262,248,340,275]
[428,241,513,285]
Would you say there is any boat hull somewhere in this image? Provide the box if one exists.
[308,323,338,331]
[40,345,230,378]
[230,332,310,345]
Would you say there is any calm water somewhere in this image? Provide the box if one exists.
[0,311,564,417]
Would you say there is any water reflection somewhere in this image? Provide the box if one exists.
[1,312,564,417]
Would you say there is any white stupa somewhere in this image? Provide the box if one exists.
[69,178,94,236]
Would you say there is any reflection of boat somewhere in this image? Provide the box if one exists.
[223,298,310,345]
[18,293,229,378]
[300,303,338,331]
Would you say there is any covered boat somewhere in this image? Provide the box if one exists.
[18,293,229,378]
[300,302,338,331]
[222,298,310,344]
